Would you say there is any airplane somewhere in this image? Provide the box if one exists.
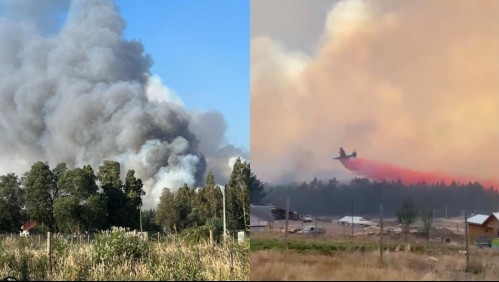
[333,147,357,160]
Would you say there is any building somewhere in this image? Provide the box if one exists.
[466,213,499,244]
[20,221,38,237]
[250,205,275,232]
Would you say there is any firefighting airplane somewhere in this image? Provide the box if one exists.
[332,147,357,160]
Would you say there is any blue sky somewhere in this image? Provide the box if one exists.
[115,0,250,151]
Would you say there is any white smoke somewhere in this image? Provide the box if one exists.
[0,0,247,209]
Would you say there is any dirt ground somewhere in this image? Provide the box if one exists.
[250,218,484,280]
[265,217,467,242]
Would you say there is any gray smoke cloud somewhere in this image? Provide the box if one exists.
[0,0,246,208]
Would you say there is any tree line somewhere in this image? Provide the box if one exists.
[0,158,251,237]
[259,177,499,217]
[152,158,250,238]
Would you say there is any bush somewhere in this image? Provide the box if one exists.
[180,225,215,244]
[205,218,224,243]
[93,227,150,265]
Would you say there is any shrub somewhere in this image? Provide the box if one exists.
[93,227,150,265]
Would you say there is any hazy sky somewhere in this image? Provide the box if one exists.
[251,0,499,184]
[251,0,337,55]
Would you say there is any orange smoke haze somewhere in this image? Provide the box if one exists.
[340,158,499,188]
[251,0,499,184]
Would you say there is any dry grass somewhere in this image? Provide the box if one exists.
[0,235,249,281]
[250,233,499,281]
[251,250,499,281]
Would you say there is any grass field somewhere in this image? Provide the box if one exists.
[0,230,249,281]
[250,229,499,281]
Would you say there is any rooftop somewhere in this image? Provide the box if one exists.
[467,214,491,225]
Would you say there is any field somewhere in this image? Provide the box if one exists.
[251,218,499,281]
[0,229,249,281]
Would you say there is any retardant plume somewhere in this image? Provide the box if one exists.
[251,0,499,184]
[340,158,499,189]
[0,0,246,208]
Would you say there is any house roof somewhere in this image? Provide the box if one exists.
[339,216,368,224]
[251,206,275,222]
[467,214,488,225]
[467,213,499,226]
[21,221,38,231]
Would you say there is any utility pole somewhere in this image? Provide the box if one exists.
[285,197,290,256]
[380,204,384,264]
[351,200,354,238]
[139,206,143,233]
[464,210,469,270]
[222,185,227,243]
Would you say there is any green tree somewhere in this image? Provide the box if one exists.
[226,158,250,233]
[0,173,24,232]
[54,165,106,233]
[124,169,145,230]
[173,184,195,231]
[249,166,265,204]
[52,163,67,190]
[420,210,434,242]
[24,161,57,231]
[195,171,222,225]
[98,160,128,228]
[53,195,80,233]
[82,194,108,231]
[396,199,417,242]
[155,187,176,234]
[57,167,98,199]
[141,209,162,232]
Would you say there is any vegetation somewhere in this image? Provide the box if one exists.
[0,158,251,280]
[0,229,249,281]
[0,158,250,238]
[250,249,499,281]
[250,234,499,280]
[249,166,265,205]
[421,209,434,242]
[263,177,499,216]
[397,199,417,242]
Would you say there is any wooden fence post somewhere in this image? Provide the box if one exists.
[284,196,290,258]
[47,232,52,275]
[464,211,469,270]
[209,230,214,247]
[380,204,384,265]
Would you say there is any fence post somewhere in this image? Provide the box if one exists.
[380,204,384,265]
[209,230,214,247]
[351,200,354,238]
[284,196,290,258]
[464,211,469,271]
[47,232,52,275]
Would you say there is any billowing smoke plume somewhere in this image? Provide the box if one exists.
[0,0,246,208]
[251,0,499,184]
[340,158,499,189]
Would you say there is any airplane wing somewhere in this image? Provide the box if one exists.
[333,147,347,159]
[339,147,346,158]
